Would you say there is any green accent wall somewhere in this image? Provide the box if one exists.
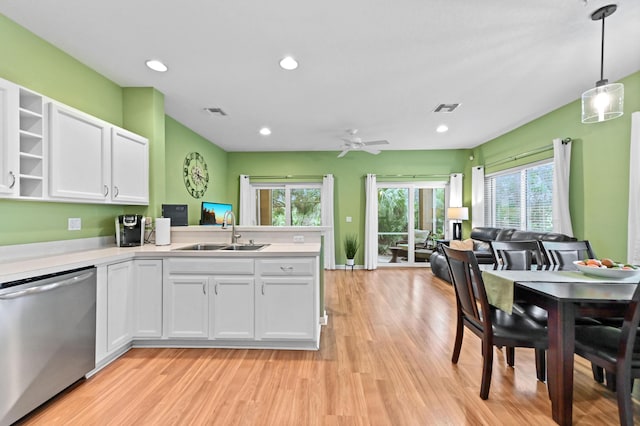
[472,71,640,261]
[165,116,229,225]
[227,150,468,264]
[123,88,166,218]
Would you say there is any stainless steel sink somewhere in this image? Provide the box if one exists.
[175,243,229,251]
[221,244,270,251]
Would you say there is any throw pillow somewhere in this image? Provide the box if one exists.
[450,239,474,251]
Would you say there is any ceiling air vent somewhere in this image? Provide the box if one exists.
[434,103,460,113]
[204,107,227,116]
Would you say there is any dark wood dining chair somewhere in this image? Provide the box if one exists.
[490,240,547,270]
[539,240,596,270]
[442,245,548,399]
[574,284,640,426]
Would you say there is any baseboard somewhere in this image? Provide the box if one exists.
[320,310,328,326]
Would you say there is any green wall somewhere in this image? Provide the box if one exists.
[227,150,468,264]
[472,71,640,261]
[165,116,229,225]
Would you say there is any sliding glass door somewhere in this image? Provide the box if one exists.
[377,182,446,266]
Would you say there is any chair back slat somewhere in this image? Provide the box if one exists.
[490,240,544,270]
[443,245,490,326]
[540,240,596,270]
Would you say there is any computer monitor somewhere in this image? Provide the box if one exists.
[200,202,232,225]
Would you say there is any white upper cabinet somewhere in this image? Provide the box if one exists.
[111,127,148,204]
[48,102,148,205]
[0,79,19,196]
[49,102,110,201]
[0,76,148,205]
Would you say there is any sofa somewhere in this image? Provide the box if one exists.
[429,227,576,283]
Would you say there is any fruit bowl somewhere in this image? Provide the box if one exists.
[573,260,640,279]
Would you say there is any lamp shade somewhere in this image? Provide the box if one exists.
[581,82,624,123]
[448,207,469,221]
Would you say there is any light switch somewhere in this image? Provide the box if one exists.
[346,216,352,223]
[68,218,81,231]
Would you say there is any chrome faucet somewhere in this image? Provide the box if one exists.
[222,211,241,244]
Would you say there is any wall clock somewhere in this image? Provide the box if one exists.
[183,152,209,198]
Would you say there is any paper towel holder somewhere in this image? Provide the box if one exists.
[155,217,171,246]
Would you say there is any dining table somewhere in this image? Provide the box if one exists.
[482,269,640,426]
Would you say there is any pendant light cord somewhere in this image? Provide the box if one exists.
[599,15,606,82]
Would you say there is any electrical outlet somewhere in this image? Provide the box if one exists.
[145,217,153,228]
[346,216,352,223]
[293,235,304,243]
[68,218,81,231]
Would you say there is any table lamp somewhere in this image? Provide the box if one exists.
[448,207,469,240]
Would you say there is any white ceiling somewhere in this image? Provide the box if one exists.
[2,0,639,154]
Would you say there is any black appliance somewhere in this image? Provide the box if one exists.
[115,215,145,247]
[162,204,188,226]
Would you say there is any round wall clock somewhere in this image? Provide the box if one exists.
[183,152,209,198]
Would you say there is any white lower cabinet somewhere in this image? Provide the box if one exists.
[106,261,134,352]
[210,276,255,339]
[132,259,162,338]
[163,275,209,339]
[256,258,318,341]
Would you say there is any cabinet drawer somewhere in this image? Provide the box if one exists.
[166,258,254,275]
[257,258,315,276]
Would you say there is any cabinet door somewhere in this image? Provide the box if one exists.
[0,79,19,196]
[210,276,254,340]
[132,259,162,338]
[164,275,209,338]
[49,102,110,201]
[256,276,316,340]
[107,261,133,352]
[111,127,148,205]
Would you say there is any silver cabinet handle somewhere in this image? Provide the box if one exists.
[8,171,16,189]
[103,184,109,197]
[215,283,219,295]
[280,266,294,272]
[203,283,207,295]
[261,284,265,295]
[0,271,94,300]
[114,186,119,198]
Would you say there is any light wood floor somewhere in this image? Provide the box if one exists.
[20,268,639,425]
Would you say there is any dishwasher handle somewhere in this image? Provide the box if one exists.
[0,271,94,300]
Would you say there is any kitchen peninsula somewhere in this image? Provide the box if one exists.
[0,226,325,374]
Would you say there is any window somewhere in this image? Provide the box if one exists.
[484,161,553,232]
[254,184,322,226]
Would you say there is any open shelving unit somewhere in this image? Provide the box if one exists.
[18,89,44,198]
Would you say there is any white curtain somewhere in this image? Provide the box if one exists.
[552,138,573,236]
[449,173,463,239]
[239,175,254,225]
[364,174,378,270]
[321,174,336,269]
[471,166,485,229]
[628,112,640,264]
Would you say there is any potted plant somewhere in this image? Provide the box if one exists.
[344,234,359,266]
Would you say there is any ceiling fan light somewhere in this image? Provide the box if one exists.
[581,82,624,123]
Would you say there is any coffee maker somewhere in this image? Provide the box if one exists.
[115,215,145,247]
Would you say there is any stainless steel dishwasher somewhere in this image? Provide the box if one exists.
[0,266,96,426]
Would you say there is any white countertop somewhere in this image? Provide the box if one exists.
[0,242,321,284]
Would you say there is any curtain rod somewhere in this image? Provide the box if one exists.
[374,174,453,179]
[484,138,571,169]
[250,174,325,179]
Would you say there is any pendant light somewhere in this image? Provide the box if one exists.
[581,4,624,124]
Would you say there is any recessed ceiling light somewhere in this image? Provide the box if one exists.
[279,56,298,70]
[145,59,168,72]
[259,127,272,136]
[436,124,449,133]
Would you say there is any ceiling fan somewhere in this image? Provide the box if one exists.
[337,129,389,158]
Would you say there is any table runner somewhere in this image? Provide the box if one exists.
[481,270,638,314]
